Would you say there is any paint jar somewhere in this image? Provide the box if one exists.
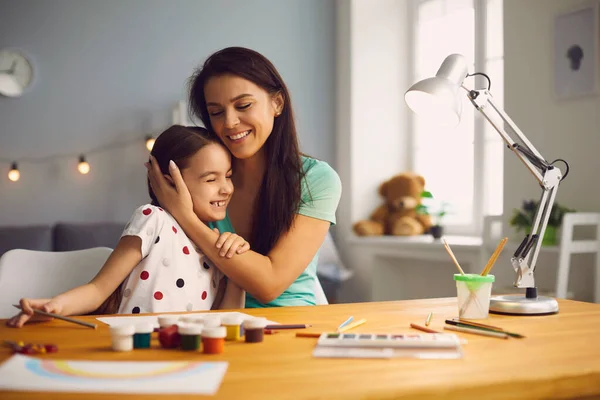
[133,323,154,349]
[110,324,135,352]
[202,326,227,354]
[203,315,221,328]
[221,315,243,341]
[178,323,203,351]
[158,315,180,328]
[243,317,268,343]
[158,324,181,349]
[454,274,495,319]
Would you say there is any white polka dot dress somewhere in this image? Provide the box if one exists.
[117,204,221,314]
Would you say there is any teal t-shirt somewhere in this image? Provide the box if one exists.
[209,156,342,307]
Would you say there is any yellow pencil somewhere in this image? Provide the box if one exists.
[442,238,465,275]
[481,237,508,276]
[425,312,433,326]
[338,318,367,333]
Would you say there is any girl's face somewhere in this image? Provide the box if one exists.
[180,143,233,222]
[204,74,283,160]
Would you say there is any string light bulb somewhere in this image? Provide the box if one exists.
[145,135,155,151]
[8,162,20,182]
[77,155,90,175]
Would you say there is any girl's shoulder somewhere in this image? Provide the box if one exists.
[126,204,177,228]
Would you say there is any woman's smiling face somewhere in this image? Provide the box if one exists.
[204,74,283,160]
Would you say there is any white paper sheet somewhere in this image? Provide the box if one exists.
[0,354,228,395]
[97,311,277,327]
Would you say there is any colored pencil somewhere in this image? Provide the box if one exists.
[12,304,97,329]
[410,323,441,334]
[446,320,524,339]
[337,318,367,333]
[481,237,508,276]
[444,324,509,339]
[296,332,322,338]
[336,316,354,332]
[264,324,311,330]
[425,312,433,326]
[450,319,525,338]
[442,238,465,275]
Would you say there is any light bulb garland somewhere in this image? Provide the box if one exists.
[8,162,20,182]
[77,155,90,175]
[2,135,154,182]
[145,135,156,151]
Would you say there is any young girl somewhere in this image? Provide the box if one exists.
[7,125,247,328]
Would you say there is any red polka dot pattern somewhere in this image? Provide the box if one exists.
[182,246,190,255]
[142,208,152,216]
[140,270,149,280]
[172,226,177,234]
[158,207,164,211]
[201,291,207,300]
[154,291,163,300]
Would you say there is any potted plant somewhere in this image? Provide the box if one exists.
[416,191,449,239]
[509,199,575,246]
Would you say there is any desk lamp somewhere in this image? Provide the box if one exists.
[405,54,570,315]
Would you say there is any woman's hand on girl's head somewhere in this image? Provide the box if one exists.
[146,156,194,220]
[213,228,251,258]
[5,298,63,328]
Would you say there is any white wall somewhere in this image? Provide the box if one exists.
[0,0,335,226]
[504,0,600,301]
[504,0,600,216]
[335,0,412,301]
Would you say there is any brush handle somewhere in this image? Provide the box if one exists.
[13,304,96,329]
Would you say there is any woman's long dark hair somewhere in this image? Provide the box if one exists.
[94,125,217,315]
[188,47,304,255]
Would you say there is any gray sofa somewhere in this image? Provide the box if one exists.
[0,223,125,257]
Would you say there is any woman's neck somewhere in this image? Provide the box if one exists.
[232,151,266,190]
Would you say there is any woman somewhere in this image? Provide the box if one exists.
[148,47,341,307]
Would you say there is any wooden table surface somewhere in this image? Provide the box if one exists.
[1,298,600,400]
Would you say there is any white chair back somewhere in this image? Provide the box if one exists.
[314,277,329,305]
[0,247,113,318]
[555,213,600,302]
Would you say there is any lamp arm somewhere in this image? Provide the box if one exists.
[464,87,563,289]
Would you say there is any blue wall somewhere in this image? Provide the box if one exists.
[0,0,335,225]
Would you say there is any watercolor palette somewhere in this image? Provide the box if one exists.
[313,333,464,359]
[317,332,461,348]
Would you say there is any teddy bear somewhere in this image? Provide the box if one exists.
[353,172,432,236]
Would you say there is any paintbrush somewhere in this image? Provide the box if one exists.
[12,304,96,329]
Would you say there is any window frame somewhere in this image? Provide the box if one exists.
[407,0,503,236]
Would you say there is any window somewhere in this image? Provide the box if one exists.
[409,0,504,235]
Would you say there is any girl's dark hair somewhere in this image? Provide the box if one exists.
[94,125,217,315]
[147,125,218,206]
[188,47,304,255]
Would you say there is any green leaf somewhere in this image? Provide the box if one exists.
[420,191,433,198]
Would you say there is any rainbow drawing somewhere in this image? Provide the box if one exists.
[0,354,228,394]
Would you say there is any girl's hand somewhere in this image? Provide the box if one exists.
[6,298,64,328]
[146,156,194,220]
[213,228,251,258]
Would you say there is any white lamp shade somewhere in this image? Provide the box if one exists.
[404,54,469,128]
[0,73,22,97]
[405,78,462,127]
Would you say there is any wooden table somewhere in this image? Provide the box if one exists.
[1,298,600,399]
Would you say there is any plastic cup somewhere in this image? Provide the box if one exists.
[454,273,495,319]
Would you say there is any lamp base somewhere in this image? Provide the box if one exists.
[489,294,559,315]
